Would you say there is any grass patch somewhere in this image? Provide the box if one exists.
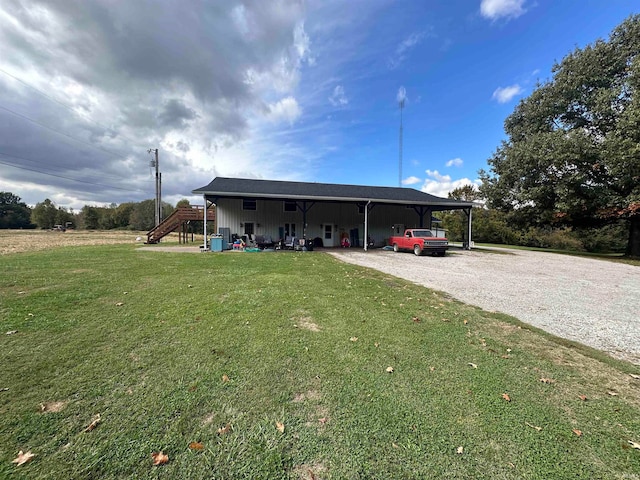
[1,245,639,478]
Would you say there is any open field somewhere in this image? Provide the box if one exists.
[1,242,639,478]
[0,229,183,255]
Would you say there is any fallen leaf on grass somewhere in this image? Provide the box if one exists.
[374,342,380,348]
[468,363,478,369]
[222,374,229,382]
[412,316,421,323]
[318,417,327,425]
[392,443,399,449]
[6,330,17,335]
[151,451,169,466]
[539,378,554,384]
[463,319,468,325]
[12,450,35,466]
[507,348,512,353]
[429,366,435,372]
[0,387,8,392]
[573,429,583,437]
[386,366,394,373]
[349,337,358,342]
[578,395,587,401]
[115,302,124,307]
[525,422,542,431]
[502,393,511,402]
[456,446,464,454]
[217,423,231,435]
[501,355,510,359]
[630,374,640,380]
[629,440,640,450]
[276,422,285,433]
[607,391,619,396]
[83,413,101,432]
[188,442,204,450]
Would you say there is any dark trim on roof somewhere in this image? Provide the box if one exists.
[193,177,472,209]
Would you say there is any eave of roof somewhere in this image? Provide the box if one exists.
[192,177,473,208]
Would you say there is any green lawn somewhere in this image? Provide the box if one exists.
[1,245,639,479]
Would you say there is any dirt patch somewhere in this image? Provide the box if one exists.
[292,462,327,480]
[297,317,321,332]
[40,401,66,413]
[202,413,216,425]
[293,389,321,403]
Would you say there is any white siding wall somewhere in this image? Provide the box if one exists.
[215,198,441,246]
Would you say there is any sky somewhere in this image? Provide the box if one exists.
[0,0,638,210]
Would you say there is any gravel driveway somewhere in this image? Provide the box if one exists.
[330,248,640,365]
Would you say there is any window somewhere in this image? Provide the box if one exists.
[284,201,297,212]
[285,223,296,237]
[242,199,257,211]
[324,225,332,240]
[244,222,254,235]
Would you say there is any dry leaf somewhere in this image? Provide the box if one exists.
[349,336,358,342]
[468,363,478,369]
[318,417,327,425]
[222,374,229,382]
[456,446,464,454]
[392,443,399,449]
[629,440,640,450]
[83,414,101,432]
[6,330,17,335]
[607,391,619,396]
[12,450,35,466]
[629,374,640,380]
[412,316,421,323]
[525,422,542,431]
[217,423,230,435]
[502,393,511,402]
[0,387,8,392]
[501,355,510,359]
[386,366,394,373]
[189,442,204,450]
[115,302,124,307]
[151,451,169,466]
[539,378,554,384]
[429,366,435,372]
[506,348,512,353]
[374,342,380,348]
[579,394,588,401]
[276,421,285,433]
[463,319,468,325]
[572,429,582,437]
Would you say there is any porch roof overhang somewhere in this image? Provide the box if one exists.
[192,177,473,211]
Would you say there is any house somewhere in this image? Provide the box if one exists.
[192,177,474,250]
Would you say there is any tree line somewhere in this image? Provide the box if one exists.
[0,193,191,231]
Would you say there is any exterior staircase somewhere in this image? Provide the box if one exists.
[146,205,215,244]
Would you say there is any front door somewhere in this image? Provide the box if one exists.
[323,224,335,247]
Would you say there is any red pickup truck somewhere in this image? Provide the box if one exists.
[389,229,449,256]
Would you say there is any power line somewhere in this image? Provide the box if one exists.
[0,104,125,159]
[0,156,145,193]
[0,67,147,150]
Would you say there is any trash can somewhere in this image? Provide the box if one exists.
[210,236,224,252]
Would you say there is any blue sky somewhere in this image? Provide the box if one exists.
[0,0,638,208]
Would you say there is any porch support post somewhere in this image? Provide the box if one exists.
[411,205,428,228]
[466,207,473,250]
[364,200,371,252]
[203,196,208,249]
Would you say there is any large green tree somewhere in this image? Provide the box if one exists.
[0,192,34,229]
[480,15,640,257]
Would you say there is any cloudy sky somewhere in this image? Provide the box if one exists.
[0,0,637,209]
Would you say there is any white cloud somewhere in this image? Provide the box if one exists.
[480,0,527,21]
[329,85,348,106]
[446,157,463,168]
[267,96,302,124]
[388,31,427,69]
[421,170,481,198]
[402,176,421,185]
[492,84,523,103]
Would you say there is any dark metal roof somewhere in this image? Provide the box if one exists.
[193,177,472,209]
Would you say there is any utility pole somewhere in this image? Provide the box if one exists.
[148,148,160,227]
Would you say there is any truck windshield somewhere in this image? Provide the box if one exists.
[413,230,434,238]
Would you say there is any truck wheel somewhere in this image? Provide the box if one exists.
[413,244,423,256]
[393,243,399,252]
